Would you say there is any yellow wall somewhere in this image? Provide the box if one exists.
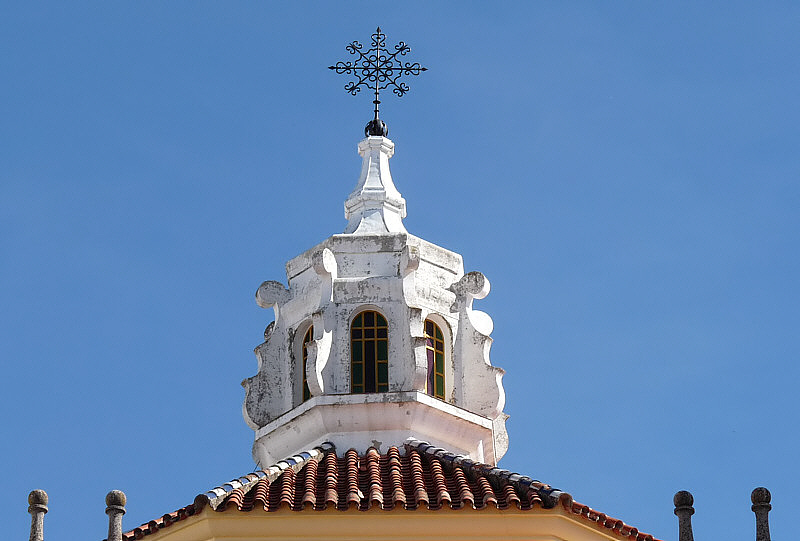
[144,506,632,541]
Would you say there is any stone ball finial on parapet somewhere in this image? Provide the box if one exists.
[751,487,771,541]
[673,490,695,541]
[27,489,48,541]
[105,490,127,541]
[255,281,291,325]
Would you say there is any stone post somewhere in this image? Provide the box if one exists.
[673,490,695,541]
[751,487,771,541]
[27,490,48,541]
[105,490,127,541]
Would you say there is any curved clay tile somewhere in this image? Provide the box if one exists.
[572,502,588,516]
[159,513,172,528]
[428,457,451,509]
[344,450,361,508]
[252,478,270,511]
[387,446,406,508]
[408,450,428,509]
[290,464,307,510]
[476,476,498,508]
[556,491,574,509]
[451,466,474,509]
[224,487,244,511]
[301,457,318,509]
[365,447,383,508]
[323,452,339,508]
[277,468,295,509]
[502,482,520,509]
[608,516,624,530]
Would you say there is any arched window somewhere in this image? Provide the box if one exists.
[301,326,313,402]
[425,319,445,400]
[351,310,388,393]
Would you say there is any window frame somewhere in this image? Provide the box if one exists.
[301,325,313,402]
[424,318,446,400]
[350,309,389,393]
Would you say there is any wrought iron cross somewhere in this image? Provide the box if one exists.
[329,27,427,136]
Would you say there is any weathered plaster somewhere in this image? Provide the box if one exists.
[251,392,496,467]
[243,135,509,466]
[344,137,406,235]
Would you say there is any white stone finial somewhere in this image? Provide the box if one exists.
[344,136,407,234]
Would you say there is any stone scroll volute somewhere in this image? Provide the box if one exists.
[449,272,506,420]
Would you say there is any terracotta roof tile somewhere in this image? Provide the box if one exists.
[119,440,660,541]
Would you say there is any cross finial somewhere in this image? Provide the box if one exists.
[329,27,427,137]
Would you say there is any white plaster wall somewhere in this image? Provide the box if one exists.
[251,392,495,467]
[243,135,510,465]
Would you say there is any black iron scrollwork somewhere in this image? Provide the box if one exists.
[329,27,427,136]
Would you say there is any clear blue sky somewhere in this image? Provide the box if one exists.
[2,3,798,541]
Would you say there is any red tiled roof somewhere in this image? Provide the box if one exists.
[219,444,547,511]
[120,440,659,541]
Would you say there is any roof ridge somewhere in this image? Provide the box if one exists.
[201,442,335,510]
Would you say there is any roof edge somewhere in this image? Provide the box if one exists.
[120,442,335,540]
[202,442,335,510]
[403,438,561,507]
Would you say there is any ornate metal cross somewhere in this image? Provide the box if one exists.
[329,27,427,136]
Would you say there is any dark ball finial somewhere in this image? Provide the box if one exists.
[365,118,388,137]
[28,489,49,507]
[674,490,694,508]
[751,487,771,505]
[106,490,127,508]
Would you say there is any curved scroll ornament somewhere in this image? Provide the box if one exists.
[244,280,294,429]
[448,272,506,420]
[255,281,291,324]
[329,27,427,136]
[399,245,429,391]
[329,30,426,97]
[305,249,338,396]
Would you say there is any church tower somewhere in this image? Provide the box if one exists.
[242,129,509,467]
[241,27,508,469]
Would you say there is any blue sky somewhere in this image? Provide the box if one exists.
[2,3,798,541]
